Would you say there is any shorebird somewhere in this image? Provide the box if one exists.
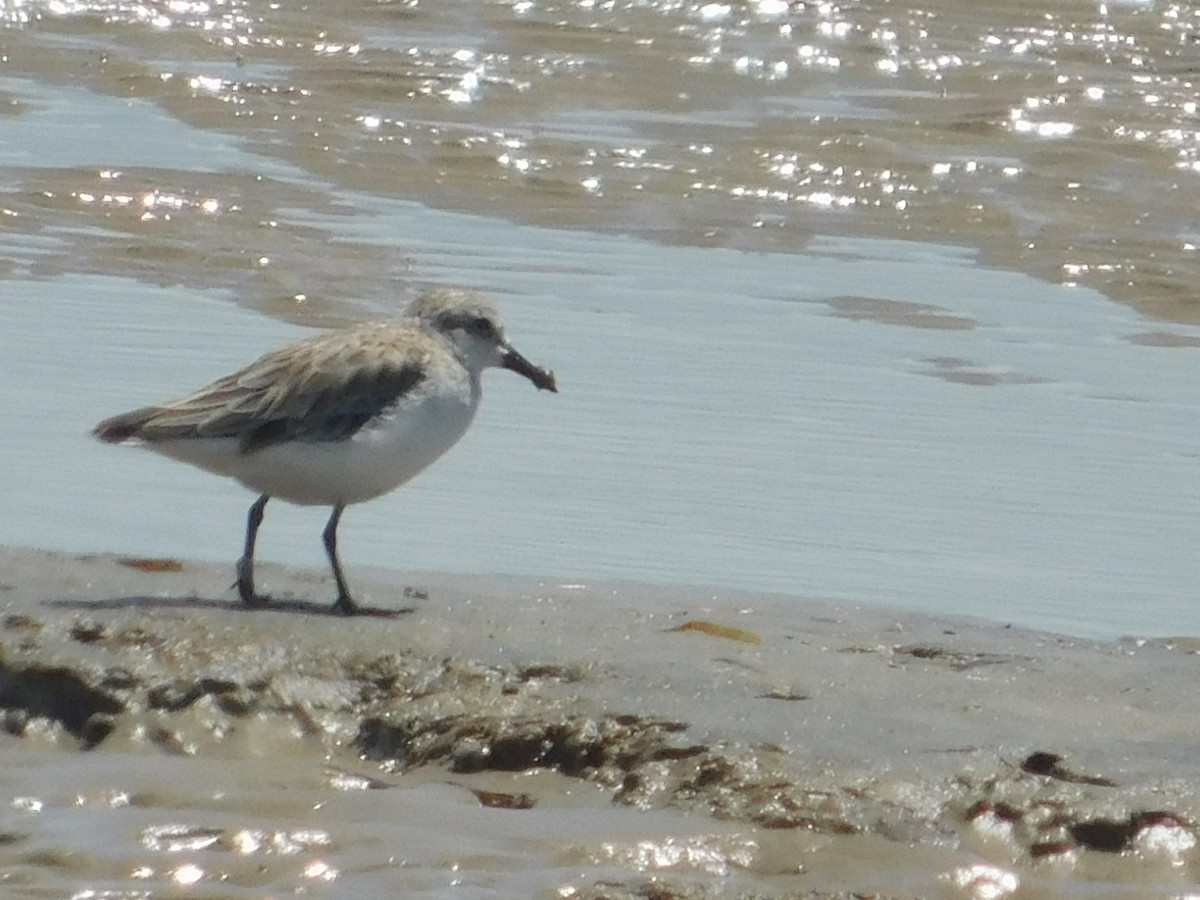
[94,289,557,614]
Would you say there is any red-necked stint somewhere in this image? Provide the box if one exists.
[94,289,558,615]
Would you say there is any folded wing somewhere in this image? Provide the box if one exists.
[93,324,430,455]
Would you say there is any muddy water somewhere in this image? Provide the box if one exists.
[6,0,1200,312]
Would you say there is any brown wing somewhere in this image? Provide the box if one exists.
[93,323,431,454]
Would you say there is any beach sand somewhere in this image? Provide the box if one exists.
[0,546,1197,897]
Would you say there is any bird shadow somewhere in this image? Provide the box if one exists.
[44,595,416,618]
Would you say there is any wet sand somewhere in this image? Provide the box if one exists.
[2,546,1198,897]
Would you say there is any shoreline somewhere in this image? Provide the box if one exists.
[2,545,1199,895]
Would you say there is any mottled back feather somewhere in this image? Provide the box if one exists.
[237,365,424,454]
[93,322,435,454]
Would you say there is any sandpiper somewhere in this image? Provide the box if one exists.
[94,289,558,614]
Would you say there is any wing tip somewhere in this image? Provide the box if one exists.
[93,409,152,444]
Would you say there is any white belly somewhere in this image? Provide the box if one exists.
[151,390,478,506]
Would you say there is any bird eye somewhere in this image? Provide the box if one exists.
[468,315,496,338]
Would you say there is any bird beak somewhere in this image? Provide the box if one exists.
[502,345,558,392]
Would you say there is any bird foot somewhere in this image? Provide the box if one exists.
[331,594,359,616]
[240,591,271,609]
[234,559,270,608]
[233,578,270,608]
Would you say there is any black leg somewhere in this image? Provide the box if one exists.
[237,494,270,607]
[323,504,358,615]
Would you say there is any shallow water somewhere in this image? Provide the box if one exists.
[2,745,774,898]
[4,0,1200,641]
